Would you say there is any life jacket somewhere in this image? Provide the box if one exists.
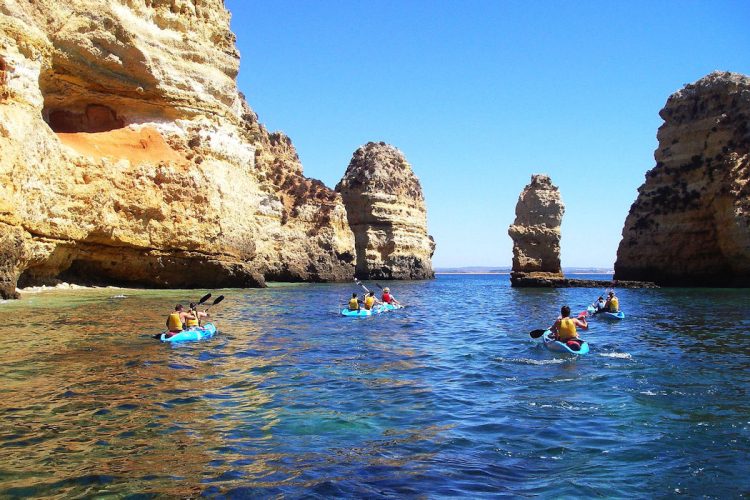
[382,292,392,304]
[167,312,183,332]
[348,298,359,310]
[364,296,375,310]
[608,297,619,313]
[185,311,199,328]
[557,317,577,341]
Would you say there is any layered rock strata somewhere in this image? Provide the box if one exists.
[336,142,435,280]
[508,175,565,286]
[0,1,356,298]
[614,71,750,286]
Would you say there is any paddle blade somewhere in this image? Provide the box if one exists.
[212,295,225,306]
[375,283,384,289]
[198,293,212,305]
[529,329,547,339]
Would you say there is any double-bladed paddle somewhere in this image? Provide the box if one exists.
[529,329,547,339]
[205,295,224,312]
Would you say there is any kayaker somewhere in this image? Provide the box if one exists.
[348,293,361,311]
[550,305,588,348]
[605,291,619,313]
[592,296,606,314]
[381,287,400,306]
[185,302,210,328]
[165,304,196,337]
[363,291,381,310]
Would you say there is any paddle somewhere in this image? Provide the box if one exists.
[529,329,548,339]
[354,278,370,294]
[204,295,224,313]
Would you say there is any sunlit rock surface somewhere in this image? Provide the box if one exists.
[615,71,750,286]
[0,0,356,298]
[336,142,435,280]
[508,174,565,287]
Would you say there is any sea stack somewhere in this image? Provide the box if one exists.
[508,174,565,286]
[0,1,357,298]
[336,142,435,280]
[614,71,750,286]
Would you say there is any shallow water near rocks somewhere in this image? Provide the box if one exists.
[1,275,749,497]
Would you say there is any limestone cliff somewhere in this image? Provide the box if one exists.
[0,0,355,298]
[614,71,750,286]
[508,174,565,286]
[335,142,435,280]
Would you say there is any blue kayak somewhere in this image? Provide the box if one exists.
[542,330,589,355]
[340,303,402,317]
[587,305,625,320]
[160,323,217,343]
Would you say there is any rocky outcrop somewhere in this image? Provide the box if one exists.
[336,142,435,280]
[614,71,750,286]
[508,175,565,287]
[0,1,356,298]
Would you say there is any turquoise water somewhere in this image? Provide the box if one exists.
[1,275,749,497]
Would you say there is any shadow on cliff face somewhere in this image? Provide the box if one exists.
[17,244,266,290]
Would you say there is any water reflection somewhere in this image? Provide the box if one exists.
[1,279,750,496]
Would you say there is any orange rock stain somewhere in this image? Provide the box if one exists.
[56,126,186,165]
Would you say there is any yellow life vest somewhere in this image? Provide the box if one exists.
[167,312,183,331]
[185,311,199,328]
[608,297,619,313]
[364,296,375,310]
[557,317,578,341]
[348,298,359,310]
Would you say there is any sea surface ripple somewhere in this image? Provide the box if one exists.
[1,275,749,497]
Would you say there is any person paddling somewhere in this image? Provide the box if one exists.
[381,287,400,306]
[605,291,619,313]
[550,305,588,349]
[165,304,196,338]
[363,291,381,310]
[591,296,606,314]
[348,293,361,311]
[185,301,210,329]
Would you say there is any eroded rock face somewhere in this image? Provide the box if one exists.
[335,142,435,280]
[0,1,356,297]
[508,174,565,286]
[614,71,750,286]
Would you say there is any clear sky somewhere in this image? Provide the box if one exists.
[226,0,750,269]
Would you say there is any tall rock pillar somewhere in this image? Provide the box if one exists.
[336,142,435,280]
[508,174,565,286]
[614,71,750,286]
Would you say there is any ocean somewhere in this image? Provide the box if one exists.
[2,274,749,497]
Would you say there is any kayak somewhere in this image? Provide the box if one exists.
[587,305,625,320]
[159,323,217,343]
[340,303,402,317]
[542,330,589,355]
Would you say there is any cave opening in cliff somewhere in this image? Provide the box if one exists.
[38,63,126,133]
[43,103,125,133]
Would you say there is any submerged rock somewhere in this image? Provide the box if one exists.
[0,1,356,297]
[336,142,435,280]
[614,71,750,286]
[508,175,565,286]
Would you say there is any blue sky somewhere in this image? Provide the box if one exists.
[226,0,750,268]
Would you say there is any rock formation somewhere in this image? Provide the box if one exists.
[0,0,357,298]
[614,71,750,286]
[508,174,565,286]
[336,142,435,280]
